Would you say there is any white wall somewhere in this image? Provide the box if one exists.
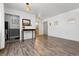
[43,8,79,41]
[5,8,36,40]
[0,3,5,49]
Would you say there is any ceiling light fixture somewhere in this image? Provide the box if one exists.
[25,3,31,12]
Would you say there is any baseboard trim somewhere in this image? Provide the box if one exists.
[48,35,79,42]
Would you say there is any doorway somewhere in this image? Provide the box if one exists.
[43,21,48,35]
[5,13,20,43]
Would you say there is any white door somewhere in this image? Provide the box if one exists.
[43,21,48,35]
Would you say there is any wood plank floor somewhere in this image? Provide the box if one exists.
[0,35,79,56]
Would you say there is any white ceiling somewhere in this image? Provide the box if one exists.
[4,3,79,19]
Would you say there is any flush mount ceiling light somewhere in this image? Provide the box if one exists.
[25,3,31,12]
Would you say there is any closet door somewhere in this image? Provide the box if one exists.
[43,21,48,35]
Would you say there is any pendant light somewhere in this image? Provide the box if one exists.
[25,3,31,12]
